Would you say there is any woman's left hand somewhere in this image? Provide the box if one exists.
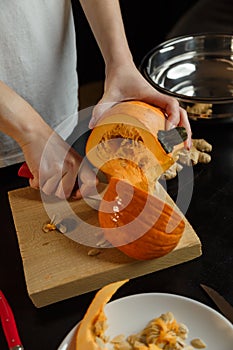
[89,62,192,150]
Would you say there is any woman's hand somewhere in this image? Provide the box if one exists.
[89,63,192,149]
[0,80,97,200]
[21,122,98,200]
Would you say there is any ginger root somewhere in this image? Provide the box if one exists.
[186,103,212,117]
[161,162,183,180]
[161,138,212,180]
[192,138,212,152]
[179,138,212,166]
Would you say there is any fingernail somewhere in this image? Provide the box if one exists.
[88,118,96,129]
[186,139,192,150]
[166,122,176,130]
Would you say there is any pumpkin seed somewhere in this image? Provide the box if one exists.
[87,248,101,256]
[190,338,206,349]
[42,222,57,233]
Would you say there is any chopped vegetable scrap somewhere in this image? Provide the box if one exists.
[42,215,67,234]
[108,311,206,350]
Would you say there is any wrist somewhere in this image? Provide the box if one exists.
[105,57,135,77]
[17,119,52,150]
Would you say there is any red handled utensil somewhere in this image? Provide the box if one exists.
[18,162,33,179]
[0,290,24,349]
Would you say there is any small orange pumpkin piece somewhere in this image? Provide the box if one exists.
[75,279,128,350]
[86,101,185,193]
[98,178,185,260]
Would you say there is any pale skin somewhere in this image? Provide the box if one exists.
[0,0,192,200]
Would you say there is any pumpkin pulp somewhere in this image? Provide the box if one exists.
[86,102,179,193]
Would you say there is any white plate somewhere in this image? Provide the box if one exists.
[58,293,233,350]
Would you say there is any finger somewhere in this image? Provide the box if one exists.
[29,177,39,190]
[178,107,192,150]
[164,101,192,150]
[73,161,99,200]
[41,174,62,196]
[73,178,99,200]
[163,99,181,129]
[72,188,82,200]
[142,87,181,127]
[78,158,97,184]
[55,171,77,199]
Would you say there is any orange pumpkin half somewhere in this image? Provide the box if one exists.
[98,178,185,260]
[86,101,186,193]
[75,279,128,350]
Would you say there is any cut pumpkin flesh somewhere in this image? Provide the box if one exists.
[75,279,128,350]
[86,101,187,194]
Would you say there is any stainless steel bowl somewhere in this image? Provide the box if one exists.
[140,34,233,122]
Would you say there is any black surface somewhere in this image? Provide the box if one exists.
[72,0,198,85]
[0,121,233,349]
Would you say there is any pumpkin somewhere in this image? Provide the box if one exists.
[85,100,186,260]
[86,100,187,193]
[98,177,185,260]
[75,279,128,350]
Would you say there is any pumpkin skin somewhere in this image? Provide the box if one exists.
[98,178,185,260]
[75,279,128,350]
[85,101,183,193]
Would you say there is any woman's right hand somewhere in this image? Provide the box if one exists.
[0,81,97,200]
[21,123,98,199]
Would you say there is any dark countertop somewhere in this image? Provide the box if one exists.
[0,120,233,349]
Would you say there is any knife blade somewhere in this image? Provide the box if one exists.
[0,290,24,350]
[201,284,233,323]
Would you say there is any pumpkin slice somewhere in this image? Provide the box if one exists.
[98,178,185,260]
[86,101,187,193]
[76,279,128,350]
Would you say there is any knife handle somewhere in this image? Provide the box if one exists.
[0,291,23,349]
[18,162,33,179]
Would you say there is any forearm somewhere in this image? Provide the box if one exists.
[0,80,52,148]
[79,0,133,69]
[80,2,192,149]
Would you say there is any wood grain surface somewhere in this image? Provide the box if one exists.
[8,184,201,308]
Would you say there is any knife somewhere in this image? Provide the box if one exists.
[0,290,24,350]
[201,284,233,323]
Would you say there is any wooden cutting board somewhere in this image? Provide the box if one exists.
[8,184,201,308]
